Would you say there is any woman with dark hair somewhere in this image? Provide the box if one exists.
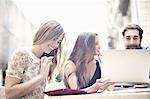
[63,32,111,93]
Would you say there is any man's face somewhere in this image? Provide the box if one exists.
[124,29,141,49]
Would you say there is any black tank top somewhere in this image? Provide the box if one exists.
[87,60,101,87]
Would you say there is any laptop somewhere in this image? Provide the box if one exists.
[101,50,150,84]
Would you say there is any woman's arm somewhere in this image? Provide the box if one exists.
[5,56,52,99]
[67,72,78,89]
[82,79,112,93]
[64,61,79,89]
[5,75,43,99]
[66,68,111,93]
[64,61,112,93]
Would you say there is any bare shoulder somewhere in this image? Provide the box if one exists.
[63,60,76,77]
[65,60,76,71]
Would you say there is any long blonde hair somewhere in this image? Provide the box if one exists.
[33,20,64,45]
[33,20,64,79]
[68,32,98,88]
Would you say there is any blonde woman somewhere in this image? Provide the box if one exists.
[5,20,65,99]
[63,32,112,93]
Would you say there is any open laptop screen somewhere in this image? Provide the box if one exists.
[101,50,150,84]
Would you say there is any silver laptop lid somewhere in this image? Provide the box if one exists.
[101,50,150,84]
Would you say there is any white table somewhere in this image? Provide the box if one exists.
[45,88,150,99]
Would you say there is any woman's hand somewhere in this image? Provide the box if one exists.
[87,79,113,93]
[95,79,113,90]
[39,56,53,80]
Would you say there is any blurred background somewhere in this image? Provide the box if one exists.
[0,0,150,86]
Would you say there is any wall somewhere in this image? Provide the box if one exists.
[0,0,34,85]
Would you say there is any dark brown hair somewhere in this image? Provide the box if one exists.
[122,24,143,42]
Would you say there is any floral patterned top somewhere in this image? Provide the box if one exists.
[6,48,46,99]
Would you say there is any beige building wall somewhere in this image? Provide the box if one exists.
[107,0,150,49]
[0,0,34,85]
[131,0,150,46]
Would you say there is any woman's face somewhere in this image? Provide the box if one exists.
[95,36,101,55]
[41,33,65,54]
